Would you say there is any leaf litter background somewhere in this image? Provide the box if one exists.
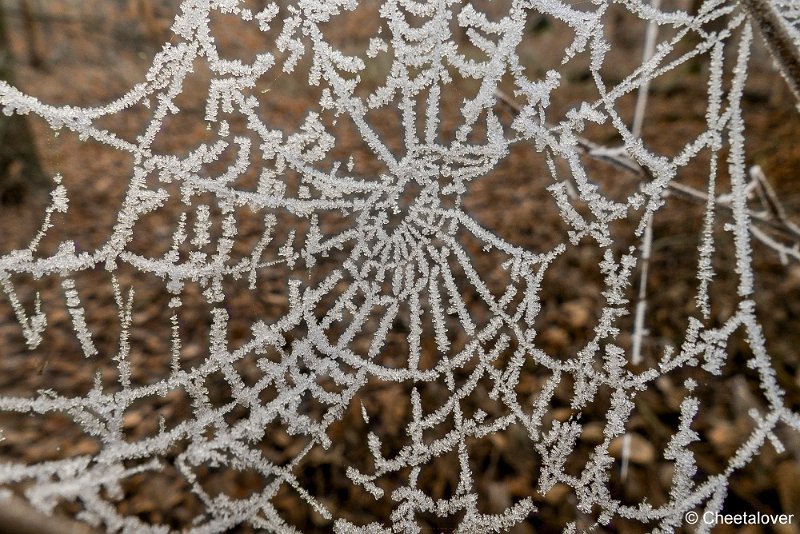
[0,0,799,532]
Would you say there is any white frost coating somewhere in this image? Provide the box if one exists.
[0,0,798,533]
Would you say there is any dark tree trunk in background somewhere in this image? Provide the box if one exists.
[0,3,47,205]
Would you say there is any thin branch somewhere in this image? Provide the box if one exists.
[0,496,99,534]
[630,0,662,369]
[741,0,800,103]
[625,0,662,484]
[669,180,800,242]
[750,164,800,234]
[494,93,800,249]
[750,224,800,263]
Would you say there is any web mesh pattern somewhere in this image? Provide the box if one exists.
[0,0,799,532]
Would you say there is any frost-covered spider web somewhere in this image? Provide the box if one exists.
[0,0,799,532]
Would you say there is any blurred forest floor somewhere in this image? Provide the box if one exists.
[0,1,800,532]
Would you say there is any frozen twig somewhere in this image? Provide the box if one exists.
[493,100,800,261]
[741,0,800,103]
[630,0,662,368]
[750,165,800,234]
[626,0,662,482]
[0,495,98,534]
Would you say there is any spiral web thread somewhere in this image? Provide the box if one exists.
[0,0,799,532]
